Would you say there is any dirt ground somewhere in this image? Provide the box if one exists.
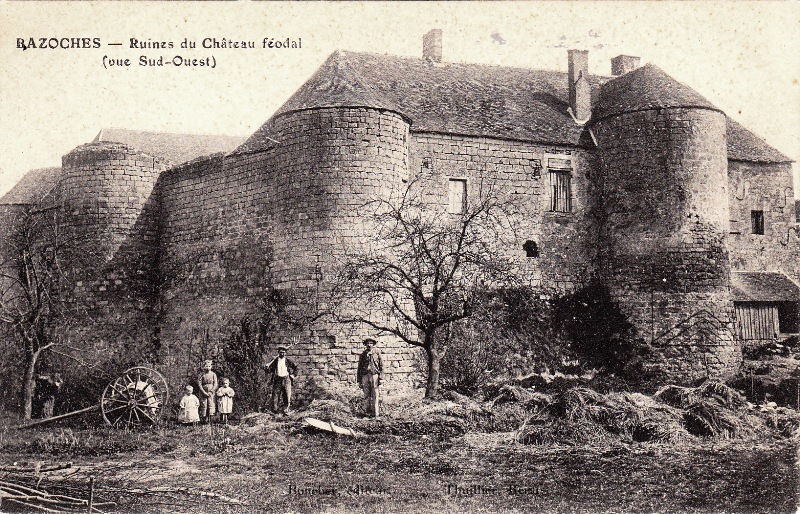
[0,410,797,514]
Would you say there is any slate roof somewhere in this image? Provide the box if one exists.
[0,167,61,205]
[236,51,790,164]
[731,271,800,302]
[94,129,245,166]
[726,118,791,163]
[236,50,606,154]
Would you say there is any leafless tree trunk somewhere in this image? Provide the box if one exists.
[21,349,39,420]
[424,339,442,399]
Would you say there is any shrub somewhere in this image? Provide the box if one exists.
[554,278,642,375]
[217,289,302,413]
[441,286,573,393]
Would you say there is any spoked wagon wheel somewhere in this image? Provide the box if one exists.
[101,367,169,428]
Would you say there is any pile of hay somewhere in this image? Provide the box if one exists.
[516,381,779,445]
[654,381,766,438]
[518,387,689,445]
[764,406,800,438]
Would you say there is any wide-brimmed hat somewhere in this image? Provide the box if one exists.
[363,338,377,345]
[277,346,288,351]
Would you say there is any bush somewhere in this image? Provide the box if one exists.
[441,280,645,394]
[217,289,301,413]
[441,286,573,393]
[554,278,641,375]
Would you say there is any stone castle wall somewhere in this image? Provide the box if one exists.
[409,133,595,292]
[593,108,741,383]
[728,160,800,282]
[157,108,425,399]
[9,106,789,399]
[58,142,165,360]
[156,113,599,398]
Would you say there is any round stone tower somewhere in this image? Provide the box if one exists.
[591,64,740,384]
[261,106,410,289]
[249,105,414,392]
[60,142,166,345]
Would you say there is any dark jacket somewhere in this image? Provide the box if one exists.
[266,356,298,382]
[357,349,383,383]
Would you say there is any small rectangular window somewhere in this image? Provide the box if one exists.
[448,178,467,214]
[549,171,572,212]
[751,210,764,235]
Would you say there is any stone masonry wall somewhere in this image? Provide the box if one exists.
[58,142,165,363]
[409,133,595,292]
[728,161,800,283]
[593,108,740,384]
[158,120,602,400]
[158,108,424,400]
[156,154,255,388]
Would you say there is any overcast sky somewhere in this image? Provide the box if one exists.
[1,1,798,197]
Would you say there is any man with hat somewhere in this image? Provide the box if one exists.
[357,338,383,418]
[265,346,297,414]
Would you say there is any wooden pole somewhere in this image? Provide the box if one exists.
[87,476,94,514]
[15,404,100,430]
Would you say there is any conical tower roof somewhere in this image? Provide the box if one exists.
[593,64,720,121]
[236,51,406,154]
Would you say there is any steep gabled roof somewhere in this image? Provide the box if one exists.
[235,50,606,154]
[726,118,791,163]
[94,129,245,166]
[236,51,790,164]
[731,271,800,302]
[0,167,61,205]
[273,50,406,117]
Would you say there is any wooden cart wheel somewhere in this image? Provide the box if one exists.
[101,367,169,428]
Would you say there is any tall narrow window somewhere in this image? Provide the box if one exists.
[448,178,467,214]
[751,210,764,235]
[549,170,572,212]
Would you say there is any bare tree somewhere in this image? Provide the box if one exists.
[0,205,86,419]
[331,178,522,398]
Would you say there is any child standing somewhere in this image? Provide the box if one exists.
[178,385,200,425]
[216,378,235,425]
[197,359,218,424]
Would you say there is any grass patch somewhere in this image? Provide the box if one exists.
[0,386,795,513]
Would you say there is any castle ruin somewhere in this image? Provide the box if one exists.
[2,31,799,397]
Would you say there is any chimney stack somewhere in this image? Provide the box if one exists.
[611,55,641,76]
[423,29,443,62]
[568,49,591,122]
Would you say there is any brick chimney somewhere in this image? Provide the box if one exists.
[423,29,443,62]
[611,55,641,76]
[568,49,591,121]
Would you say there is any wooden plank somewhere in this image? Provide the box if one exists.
[304,417,359,437]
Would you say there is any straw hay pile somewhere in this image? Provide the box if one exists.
[517,381,776,445]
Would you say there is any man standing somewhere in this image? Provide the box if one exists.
[197,359,218,424]
[266,346,297,415]
[34,373,63,419]
[357,338,383,418]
